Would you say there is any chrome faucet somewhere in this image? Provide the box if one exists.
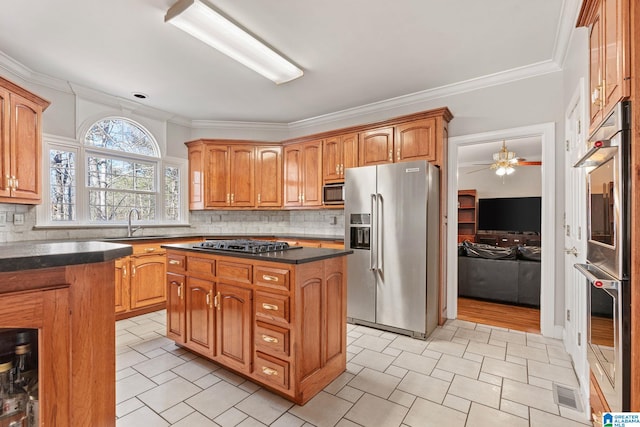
[127,208,142,237]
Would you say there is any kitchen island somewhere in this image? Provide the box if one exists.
[0,241,132,426]
[163,241,352,405]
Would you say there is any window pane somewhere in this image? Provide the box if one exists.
[87,156,155,192]
[85,118,158,156]
[88,190,156,221]
[49,150,76,221]
[165,166,180,221]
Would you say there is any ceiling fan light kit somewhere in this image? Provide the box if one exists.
[165,0,304,84]
[491,141,519,176]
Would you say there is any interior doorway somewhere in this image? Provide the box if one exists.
[446,123,558,338]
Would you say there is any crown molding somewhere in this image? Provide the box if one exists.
[190,119,288,131]
[552,0,583,66]
[288,60,562,132]
[0,50,71,92]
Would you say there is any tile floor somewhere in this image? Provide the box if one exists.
[115,311,592,427]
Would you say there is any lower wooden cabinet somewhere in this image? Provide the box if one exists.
[130,253,167,309]
[166,249,347,405]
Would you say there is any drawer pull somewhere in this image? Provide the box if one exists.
[262,303,278,311]
[261,335,279,344]
[144,247,156,253]
[261,366,278,376]
[262,274,279,282]
[169,259,181,265]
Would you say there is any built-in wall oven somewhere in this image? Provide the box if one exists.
[574,101,631,412]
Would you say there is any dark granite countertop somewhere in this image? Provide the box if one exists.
[162,243,352,264]
[0,241,133,272]
[100,233,344,243]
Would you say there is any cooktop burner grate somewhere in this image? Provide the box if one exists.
[194,239,301,253]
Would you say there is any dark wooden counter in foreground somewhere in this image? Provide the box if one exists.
[0,241,132,426]
[163,244,352,405]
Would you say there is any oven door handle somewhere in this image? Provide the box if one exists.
[574,263,619,290]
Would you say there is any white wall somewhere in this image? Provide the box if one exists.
[458,166,542,199]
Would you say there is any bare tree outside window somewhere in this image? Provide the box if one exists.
[50,150,76,221]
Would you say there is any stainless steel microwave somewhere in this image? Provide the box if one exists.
[323,182,345,205]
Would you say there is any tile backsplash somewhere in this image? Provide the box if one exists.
[0,203,345,243]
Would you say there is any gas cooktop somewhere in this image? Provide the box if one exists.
[193,239,302,254]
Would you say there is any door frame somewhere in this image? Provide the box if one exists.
[447,122,558,338]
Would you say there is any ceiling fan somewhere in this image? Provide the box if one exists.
[466,140,541,175]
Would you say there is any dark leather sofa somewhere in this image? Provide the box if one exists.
[458,241,541,307]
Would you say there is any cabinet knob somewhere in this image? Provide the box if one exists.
[301,193,305,203]
[231,193,234,203]
[335,165,340,174]
[261,366,278,376]
[396,148,400,161]
[178,283,183,299]
[257,193,261,204]
[169,259,181,265]
[226,193,230,204]
[122,265,127,278]
[11,176,17,189]
[215,291,221,311]
[262,274,278,282]
[340,164,344,175]
[144,247,156,253]
[388,149,393,162]
[4,175,9,190]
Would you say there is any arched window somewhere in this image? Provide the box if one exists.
[44,117,185,226]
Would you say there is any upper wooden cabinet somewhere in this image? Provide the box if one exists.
[578,0,630,134]
[186,140,281,210]
[323,132,358,182]
[358,118,437,167]
[255,146,282,207]
[203,144,255,208]
[0,77,50,204]
[284,140,323,207]
[185,108,452,211]
[358,127,394,166]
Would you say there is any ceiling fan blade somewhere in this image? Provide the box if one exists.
[465,167,487,174]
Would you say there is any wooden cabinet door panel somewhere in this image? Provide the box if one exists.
[302,141,322,206]
[323,137,341,182]
[216,283,252,372]
[602,0,629,113]
[325,265,345,362]
[9,93,42,201]
[130,254,166,309]
[298,275,323,380]
[188,144,204,210]
[395,118,436,162]
[589,8,603,125]
[283,146,302,207]
[230,145,255,207]
[342,133,358,172]
[205,145,230,207]
[255,146,282,207]
[358,127,393,166]
[0,87,9,199]
[114,257,130,314]
[186,277,215,358]
[167,272,186,342]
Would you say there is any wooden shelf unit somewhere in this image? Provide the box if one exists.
[457,190,477,242]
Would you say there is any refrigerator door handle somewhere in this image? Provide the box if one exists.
[377,193,383,272]
[370,193,377,271]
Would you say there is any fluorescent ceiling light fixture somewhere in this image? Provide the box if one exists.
[165,0,303,84]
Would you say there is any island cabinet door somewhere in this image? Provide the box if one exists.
[216,283,253,373]
[167,272,186,342]
[185,277,215,359]
[130,253,167,309]
[114,257,130,314]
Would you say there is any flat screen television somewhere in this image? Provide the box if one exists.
[478,197,541,233]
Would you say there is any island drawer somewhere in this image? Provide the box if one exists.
[131,243,165,255]
[255,291,289,324]
[217,260,253,285]
[167,253,186,272]
[255,321,289,358]
[187,256,216,276]
[255,266,289,291]
[254,352,289,390]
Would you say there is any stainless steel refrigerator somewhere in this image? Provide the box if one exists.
[345,160,439,339]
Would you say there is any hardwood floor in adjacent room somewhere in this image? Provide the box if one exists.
[457,297,540,333]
